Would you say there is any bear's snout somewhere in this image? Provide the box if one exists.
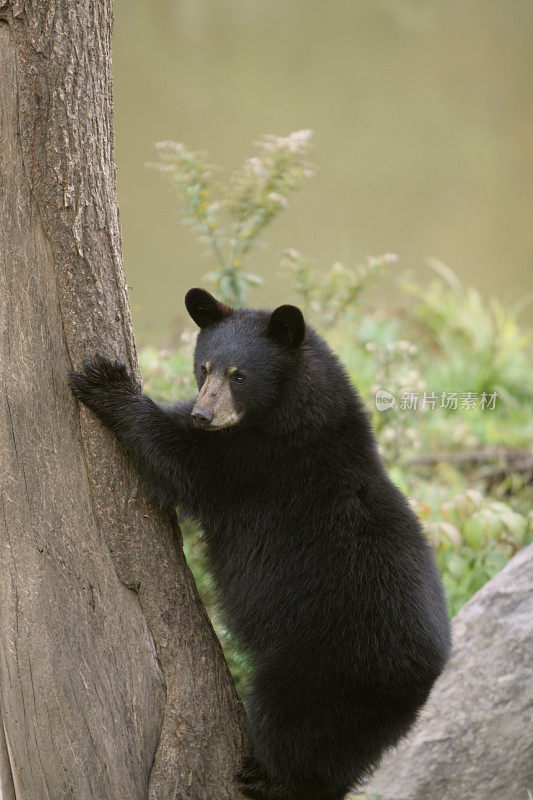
[191,406,214,427]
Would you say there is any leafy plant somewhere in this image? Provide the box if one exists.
[279,249,398,328]
[181,517,250,694]
[413,490,531,615]
[148,131,314,305]
[402,258,532,405]
[365,338,426,466]
[139,336,197,401]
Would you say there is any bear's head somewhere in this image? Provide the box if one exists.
[185,288,305,430]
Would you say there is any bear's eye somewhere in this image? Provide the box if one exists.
[231,372,246,384]
[200,365,207,376]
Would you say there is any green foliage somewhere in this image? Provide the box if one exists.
[414,491,531,616]
[402,258,532,405]
[180,517,250,695]
[331,269,533,455]
[365,339,426,465]
[279,249,398,329]
[139,339,197,401]
[148,131,314,305]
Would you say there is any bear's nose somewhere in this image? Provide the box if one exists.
[191,407,214,426]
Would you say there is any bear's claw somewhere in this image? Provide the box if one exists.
[69,353,139,418]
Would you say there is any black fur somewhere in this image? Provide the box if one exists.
[69,291,450,800]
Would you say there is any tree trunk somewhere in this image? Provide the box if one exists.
[0,4,247,799]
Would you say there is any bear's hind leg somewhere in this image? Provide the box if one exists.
[241,653,355,800]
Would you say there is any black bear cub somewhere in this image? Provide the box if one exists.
[70,289,450,800]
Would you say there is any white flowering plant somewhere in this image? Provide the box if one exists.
[148,131,314,305]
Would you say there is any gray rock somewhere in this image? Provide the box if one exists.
[362,544,533,800]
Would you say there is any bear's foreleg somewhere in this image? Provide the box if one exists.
[69,353,200,510]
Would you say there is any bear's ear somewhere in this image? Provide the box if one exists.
[185,288,233,328]
[267,305,305,348]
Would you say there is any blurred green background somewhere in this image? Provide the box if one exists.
[114,0,533,342]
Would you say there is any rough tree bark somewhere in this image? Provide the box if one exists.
[0,3,247,799]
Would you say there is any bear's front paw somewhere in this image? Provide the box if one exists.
[69,353,139,419]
